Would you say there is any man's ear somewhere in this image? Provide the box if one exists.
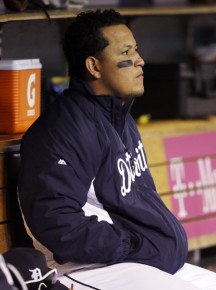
[85,56,101,79]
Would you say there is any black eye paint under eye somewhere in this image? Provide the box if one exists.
[117,60,133,68]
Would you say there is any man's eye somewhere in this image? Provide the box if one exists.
[122,50,129,55]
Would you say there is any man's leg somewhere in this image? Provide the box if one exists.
[175,263,216,290]
[58,263,199,290]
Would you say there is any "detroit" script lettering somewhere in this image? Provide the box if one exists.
[117,140,148,196]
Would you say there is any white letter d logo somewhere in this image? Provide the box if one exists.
[27,73,36,108]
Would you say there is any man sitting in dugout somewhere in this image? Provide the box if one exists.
[18,8,216,290]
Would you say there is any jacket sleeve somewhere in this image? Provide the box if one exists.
[18,122,135,265]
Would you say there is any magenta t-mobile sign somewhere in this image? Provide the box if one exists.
[164,131,216,239]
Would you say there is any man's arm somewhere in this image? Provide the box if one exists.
[18,135,134,265]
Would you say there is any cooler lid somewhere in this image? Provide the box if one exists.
[0,59,42,70]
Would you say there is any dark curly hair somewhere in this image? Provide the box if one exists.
[63,9,126,80]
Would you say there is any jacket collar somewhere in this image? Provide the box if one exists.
[68,78,133,135]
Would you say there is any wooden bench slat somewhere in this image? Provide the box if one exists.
[0,224,12,253]
[0,188,7,222]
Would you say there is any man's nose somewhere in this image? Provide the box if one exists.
[135,52,145,67]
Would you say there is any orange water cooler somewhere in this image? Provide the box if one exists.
[0,59,42,133]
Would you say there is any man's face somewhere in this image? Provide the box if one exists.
[97,24,144,100]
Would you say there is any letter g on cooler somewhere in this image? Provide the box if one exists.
[27,73,36,108]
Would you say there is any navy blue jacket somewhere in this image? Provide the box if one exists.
[18,78,188,274]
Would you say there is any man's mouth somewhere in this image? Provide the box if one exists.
[136,73,144,78]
